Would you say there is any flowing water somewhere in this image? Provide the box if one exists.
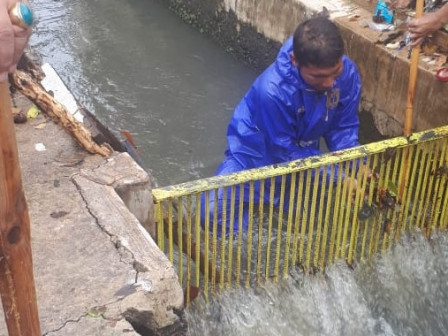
[190,233,448,335]
[186,232,448,336]
[29,0,447,335]
[30,0,257,187]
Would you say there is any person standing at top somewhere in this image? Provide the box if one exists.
[0,0,32,82]
[201,16,362,233]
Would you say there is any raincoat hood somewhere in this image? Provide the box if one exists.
[218,35,362,172]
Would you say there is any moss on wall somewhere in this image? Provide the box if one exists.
[167,0,281,70]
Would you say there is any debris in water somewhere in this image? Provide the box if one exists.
[184,286,200,307]
[383,219,393,235]
[358,201,375,220]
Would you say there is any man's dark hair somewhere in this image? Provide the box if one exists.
[293,17,344,68]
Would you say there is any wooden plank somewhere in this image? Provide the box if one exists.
[0,81,41,335]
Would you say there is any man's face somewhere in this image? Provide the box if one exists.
[291,54,343,92]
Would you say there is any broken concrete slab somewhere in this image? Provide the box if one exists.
[71,175,185,332]
[0,91,185,336]
[77,152,157,238]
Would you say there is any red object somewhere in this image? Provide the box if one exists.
[436,67,448,82]
[120,129,139,154]
[183,286,200,306]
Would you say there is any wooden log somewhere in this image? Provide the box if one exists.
[11,70,113,157]
[0,81,41,335]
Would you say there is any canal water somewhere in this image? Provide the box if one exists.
[30,0,257,187]
[187,232,448,336]
[29,0,447,335]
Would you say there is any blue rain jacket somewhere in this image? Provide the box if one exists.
[202,37,362,234]
[219,36,361,174]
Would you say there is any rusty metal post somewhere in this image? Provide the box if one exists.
[0,80,41,335]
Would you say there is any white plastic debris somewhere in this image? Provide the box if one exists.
[35,143,46,151]
[40,63,85,123]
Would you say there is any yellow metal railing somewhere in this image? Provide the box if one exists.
[153,126,448,302]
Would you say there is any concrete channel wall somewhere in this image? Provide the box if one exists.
[168,0,448,136]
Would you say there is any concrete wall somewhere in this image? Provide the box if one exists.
[168,0,448,136]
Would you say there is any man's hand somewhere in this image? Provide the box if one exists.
[407,3,448,46]
[343,164,373,199]
[408,12,444,46]
[0,0,32,82]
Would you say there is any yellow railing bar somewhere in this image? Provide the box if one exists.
[320,165,334,268]
[235,184,244,287]
[226,187,236,288]
[408,145,422,230]
[299,172,311,267]
[339,161,353,259]
[313,166,327,269]
[291,172,304,267]
[365,155,378,260]
[194,194,202,293]
[274,175,286,281]
[329,161,343,263]
[397,146,415,236]
[306,168,319,269]
[152,125,448,297]
[283,172,297,278]
[415,144,432,230]
[359,156,372,261]
[434,139,448,229]
[211,190,218,293]
[256,179,265,283]
[265,177,275,279]
[385,147,401,250]
[176,197,183,285]
[153,125,448,202]
[380,154,393,253]
[186,196,192,304]
[203,191,210,296]
[219,188,227,289]
[246,181,255,288]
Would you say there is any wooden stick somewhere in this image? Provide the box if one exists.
[11,70,113,157]
[404,0,425,136]
[0,81,41,335]
[399,0,425,202]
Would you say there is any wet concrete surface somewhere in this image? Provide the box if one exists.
[0,89,184,336]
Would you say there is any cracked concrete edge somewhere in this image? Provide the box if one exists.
[43,313,141,336]
[42,291,145,336]
[71,168,184,333]
[77,152,157,237]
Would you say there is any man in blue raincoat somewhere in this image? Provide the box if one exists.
[202,16,362,234]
